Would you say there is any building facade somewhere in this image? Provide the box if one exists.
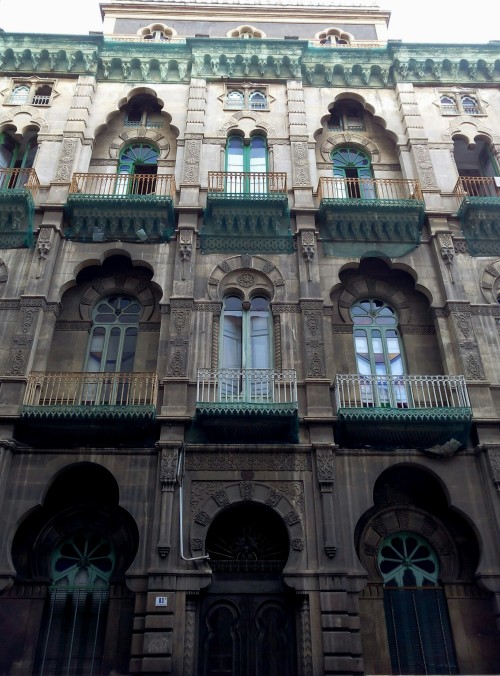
[1,0,500,673]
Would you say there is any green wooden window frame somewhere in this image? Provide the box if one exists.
[350,299,406,407]
[221,296,272,371]
[378,532,458,675]
[85,295,141,375]
[331,146,374,198]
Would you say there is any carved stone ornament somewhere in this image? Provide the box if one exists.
[487,449,500,492]
[438,233,455,283]
[54,136,78,182]
[316,448,334,483]
[160,448,178,488]
[480,260,500,303]
[182,139,201,184]
[36,228,54,278]
[240,481,255,501]
[291,141,311,187]
[412,144,437,189]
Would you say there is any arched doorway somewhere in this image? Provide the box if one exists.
[198,503,297,676]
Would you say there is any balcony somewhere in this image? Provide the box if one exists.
[317,177,425,258]
[334,374,472,449]
[454,176,500,255]
[201,171,292,254]
[64,173,175,243]
[19,371,158,443]
[195,368,298,442]
[0,167,39,248]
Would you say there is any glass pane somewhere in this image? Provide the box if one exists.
[250,315,270,369]
[226,137,244,172]
[249,137,267,174]
[222,315,242,369]
[104,327,120,371]
[87,328,105,372]
[120,327,138,372]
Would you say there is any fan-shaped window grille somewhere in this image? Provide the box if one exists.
[35,531,115,676]
[331,147,374,198]
[378,532,458,675]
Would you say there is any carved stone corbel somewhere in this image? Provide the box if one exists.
[157,445,179,557]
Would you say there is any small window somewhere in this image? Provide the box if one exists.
[224,86,270,112]
[439,91,483,116]
[440,95,458,115]
[9,85,30,105]
[461,95,480,115]
[227,25,265,39]
[249,91,267,111]
[226,90,244,110]
[139,23,176,42]
[32,84,52,106]
[326,101,365,132]
[317,27,352,47]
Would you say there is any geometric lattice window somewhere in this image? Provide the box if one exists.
[35,531,115,676]
[378,532,459,675]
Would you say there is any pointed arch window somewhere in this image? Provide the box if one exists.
[331,146,375,198]
[10,85,30,104]
[351,299,406,407]
[378,532,458,675]
[221,296,272,400]
[249,91,267,110]
[0,131,38,189]
[34,531,114,676]
[225,135,268,193]
[226,90,244,110]
[116,142,159,195]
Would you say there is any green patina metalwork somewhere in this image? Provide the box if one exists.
[319,198,425,258]
[21,403,157,422]
[0,189,34,248]
[457,196,500,256]
[201,194,293,254]
[194,403,298,443]
[336,406,472,449]
[64,194,175,243]
[1,33,499,86]
[196,401,298,417]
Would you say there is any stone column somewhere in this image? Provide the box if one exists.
[179,78,207,206]
[162,298,193,417]
[300,299,331,417]
[395,83,441,211]
[315,445,337,558]
[157,444,179,558]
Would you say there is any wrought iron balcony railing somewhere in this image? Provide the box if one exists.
[0,167,40,199]
[197,368,297,407]
[23,371,158,409]
[207,171,287,197]
[454,176,500,205]
[309,40,387,49]
[68,172,175,198]
[334,374,470,411]
[318,177,422,202]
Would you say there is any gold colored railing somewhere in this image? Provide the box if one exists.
[318,177,423,202]
[69,173,175,198]
[208,171,287,195]
[24,372,158,407]
[454,176,500,207]
[0,167,40,198]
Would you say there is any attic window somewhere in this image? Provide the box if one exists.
[228,25,265,39]
[138,23,176,42]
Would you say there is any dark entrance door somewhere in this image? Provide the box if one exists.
[198,503,297,676]
[199,583,297,676]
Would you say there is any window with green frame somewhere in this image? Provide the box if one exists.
[116,142,159,195]
[331,146,375,198]
[378,531,458,675]
[351,299,406,407]
[221,296,272,399]
[225,134,268,193]
[86,295,141,374]
[34,531,115,676]
[0,130,38,188]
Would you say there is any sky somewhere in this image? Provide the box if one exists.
[0,0,498,44]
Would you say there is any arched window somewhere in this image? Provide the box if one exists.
[35,531,114,675]
[226,90,244,110]
[351,299,406,407]
[117,143,159,194]
[327,102,365,131]
[9,85,30,104]
[461,95,479,115]
[249,91,267,110]
[0,131,38,188]
[225,135,268,193]
[379,532,458,674]
[221,296,272,399]
[32,84,52,106]
[86,295,141,375]
[332,147,374,198]
[439,95,458,115]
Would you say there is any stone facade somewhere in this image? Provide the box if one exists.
[0,1,500,675]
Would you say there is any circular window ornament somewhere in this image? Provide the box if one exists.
[51,532,115,588]
[378,532,439,587]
